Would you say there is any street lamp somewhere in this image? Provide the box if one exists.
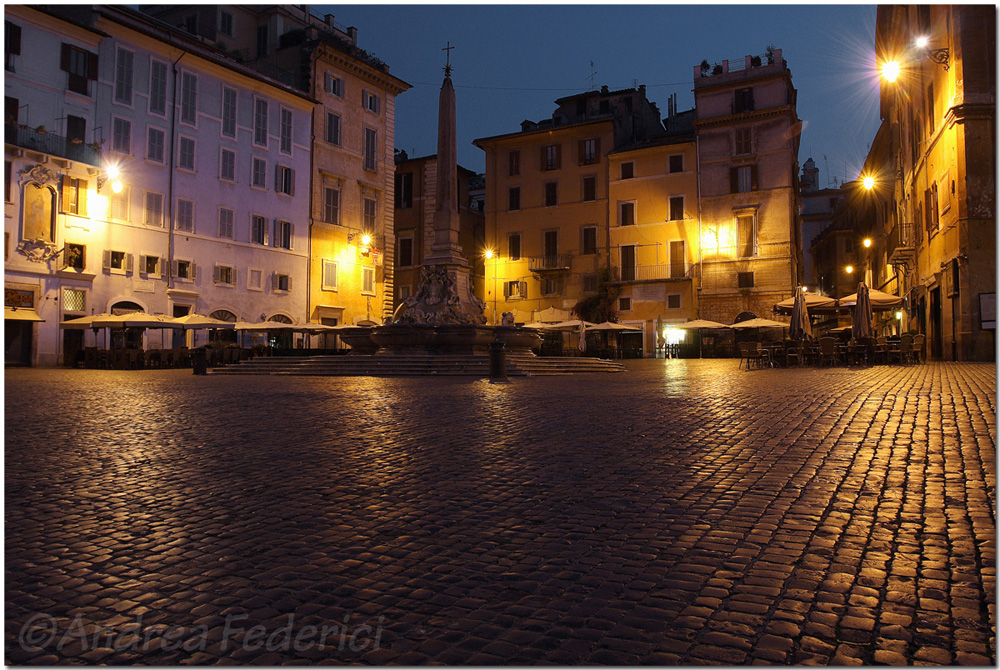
[845,265,854,274]
[880,60,901,82]
[914,36,950,70]
[863,238,872,248]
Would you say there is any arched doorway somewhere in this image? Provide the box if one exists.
[110,301,144,349]
[209,309,238,345]
[267,314,293,350]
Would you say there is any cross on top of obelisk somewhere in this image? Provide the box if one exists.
[442,41,454,77]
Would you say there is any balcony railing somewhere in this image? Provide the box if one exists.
[529,254,573,272]
[5,123,101,167]
[887,221,917,266]
[611,263,696,283]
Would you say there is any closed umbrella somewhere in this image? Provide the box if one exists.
[789,289,813,341]
[578,320,587,353]
[655,316,664,356]
[851,282,874,340]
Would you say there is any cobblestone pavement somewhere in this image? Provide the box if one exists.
[5,360,996,665]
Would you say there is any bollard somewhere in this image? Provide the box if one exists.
[192,347,208,375]
[488,339,507,381]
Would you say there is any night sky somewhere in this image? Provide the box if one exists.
[323,4,883,188]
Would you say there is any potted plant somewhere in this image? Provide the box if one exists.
[712,63,723,76]
[700,60,711,76]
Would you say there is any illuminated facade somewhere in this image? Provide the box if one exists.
[864,5,996,360]
[392,152,485,313]
[5,5,312,366]
[694,49,801,324]
[142,5,411,329]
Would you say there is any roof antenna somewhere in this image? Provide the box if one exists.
[589,61,597,91]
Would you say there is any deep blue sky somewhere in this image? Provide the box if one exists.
[325,4,883,187]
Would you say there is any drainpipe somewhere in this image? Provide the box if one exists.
[167,51,187,292]
[695,133,704,317]
[306,48,318,328]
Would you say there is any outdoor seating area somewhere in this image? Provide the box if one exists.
[79,346,257,370]
[737,333,925,370]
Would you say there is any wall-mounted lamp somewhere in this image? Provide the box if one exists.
[845,265,854,274]
[97,165,122,193]
[915,36,950,70]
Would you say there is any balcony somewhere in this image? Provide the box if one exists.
[887,221,917,267]
[5,123,101,167]
[529,254,573,273]
[611,263,696,283]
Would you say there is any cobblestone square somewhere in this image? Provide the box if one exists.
[4,360,996,665]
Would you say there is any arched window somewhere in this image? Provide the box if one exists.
[209,309,237,322]
[267,314,292,323]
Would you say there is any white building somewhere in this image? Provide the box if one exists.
[5,5,314,365]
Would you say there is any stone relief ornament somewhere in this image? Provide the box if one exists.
[16,238,62,263]
[396,265,487,326]
[20,164,57,187]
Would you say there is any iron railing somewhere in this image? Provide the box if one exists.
[612,263,696,283]
[5,123,101,166]
[529,254,573,271]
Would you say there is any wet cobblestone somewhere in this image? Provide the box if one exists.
[5,360,996,664]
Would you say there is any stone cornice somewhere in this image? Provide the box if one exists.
[693,105,797,130]
[316,46,411,95]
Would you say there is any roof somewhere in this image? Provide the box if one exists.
[473,118,613,148]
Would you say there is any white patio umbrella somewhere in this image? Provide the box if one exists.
[586,322,642,331]
[840,288,903,311]
[91,312,182,350]
[535,306,571,323]
[789,289,813,341]
[851,282,874,340]
[59,313,115,348]
[548,319,596,331]
[521,322,548,330]
[173,313,237,330]
[774,292,841,315]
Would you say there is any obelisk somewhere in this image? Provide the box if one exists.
[396,45,485,325]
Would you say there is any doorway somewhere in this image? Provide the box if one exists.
[5,321,32,366]
[930,287,942,360]
[173,305,191,348]
[63,329,84,367]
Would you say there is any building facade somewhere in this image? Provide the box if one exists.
[693,49,801,324]
[5,5,313,366]
[865,5,995,360]
[392,152,485,314]
[142,5,411,329]
[798,156,844,291]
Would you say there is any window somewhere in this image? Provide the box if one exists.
[925,184,939,235]
[279,108,293,154]
[141,254,161,276]
[737,214,756,258]
[508,233,521,261]
[669,154,684,173]
[218,207,234,239]
[509,150,520,176]
[583,273,598,293]
[582,226,598,255]
[620,201,635,226]
[732,165,757,193]
[112,118,131,154]
[275,165,294,195]
[250,214,267,245]
[323,187,340,224]
[214,265,235,286]
[150,61,167,115]
[926,83,934,135]
[176,198,194,232]
[324,72,343,97]
[504,280,527,299]
[110,187,129,221]
[363,91,380,114]
[61,176,88,216]
[6,96,18,126]
[222,87,237,138]
[178,136,196,171]
[63,287,86,311]
[321,259,338,290]
[620,162,634,180]
[543,277,561,295]
[61,44,96,95]
[583,176,596,202]
[248,268,262,290]
[4,160,9,203]
[735,87,754,113]
[175,260,195,281]
[362,267,375,294]
[667,294,681,309]
[363,128,378,171]
[103,250,133,273]
[180,72,197,125]
[254,98,268,146]
[326,112,341,145]
[508,187,521,211]
[273,219,292,249]
[543,230,558,264]
[256,24,268,58]
[363,197,377,228]
[5,22,21,72]
[114,47,134,105]
[669,196,684,221]
[220,11,234,36]
[542,144,560,171]
[251,157,266,189]
[619,296,632,311]
[144,192,163,226]
[669,240,685,278]
[395,172,413,209]
[844,237,854,253]
[620,245,636,281]
[737,271,755,288]
[544,182,557,207]
[398,236,414,267]
[735,128,752,155]
[63,243,85,270]
[220,148,236,182]
[580,138,599,165]
[147,127,165,163]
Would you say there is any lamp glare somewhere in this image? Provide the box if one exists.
[881,60,900,82]
[846,265,854,274]
[863,238,872,248]
[111,179,123,194]
[863,176,875,190]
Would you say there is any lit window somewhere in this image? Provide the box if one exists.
[321,259,338,291]
[362,267,375,294]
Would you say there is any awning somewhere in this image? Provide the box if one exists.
[5,306,44,322]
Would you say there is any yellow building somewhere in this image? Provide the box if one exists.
[474,86,666,338]
[867,5,995,360]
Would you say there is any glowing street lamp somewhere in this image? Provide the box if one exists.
[863,175,875,191]
[845,265,854,274]
[880,60,900,83]
[863,238,872,248]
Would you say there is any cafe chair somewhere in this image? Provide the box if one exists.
[911,334,926,363]
[818,337,840,367]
